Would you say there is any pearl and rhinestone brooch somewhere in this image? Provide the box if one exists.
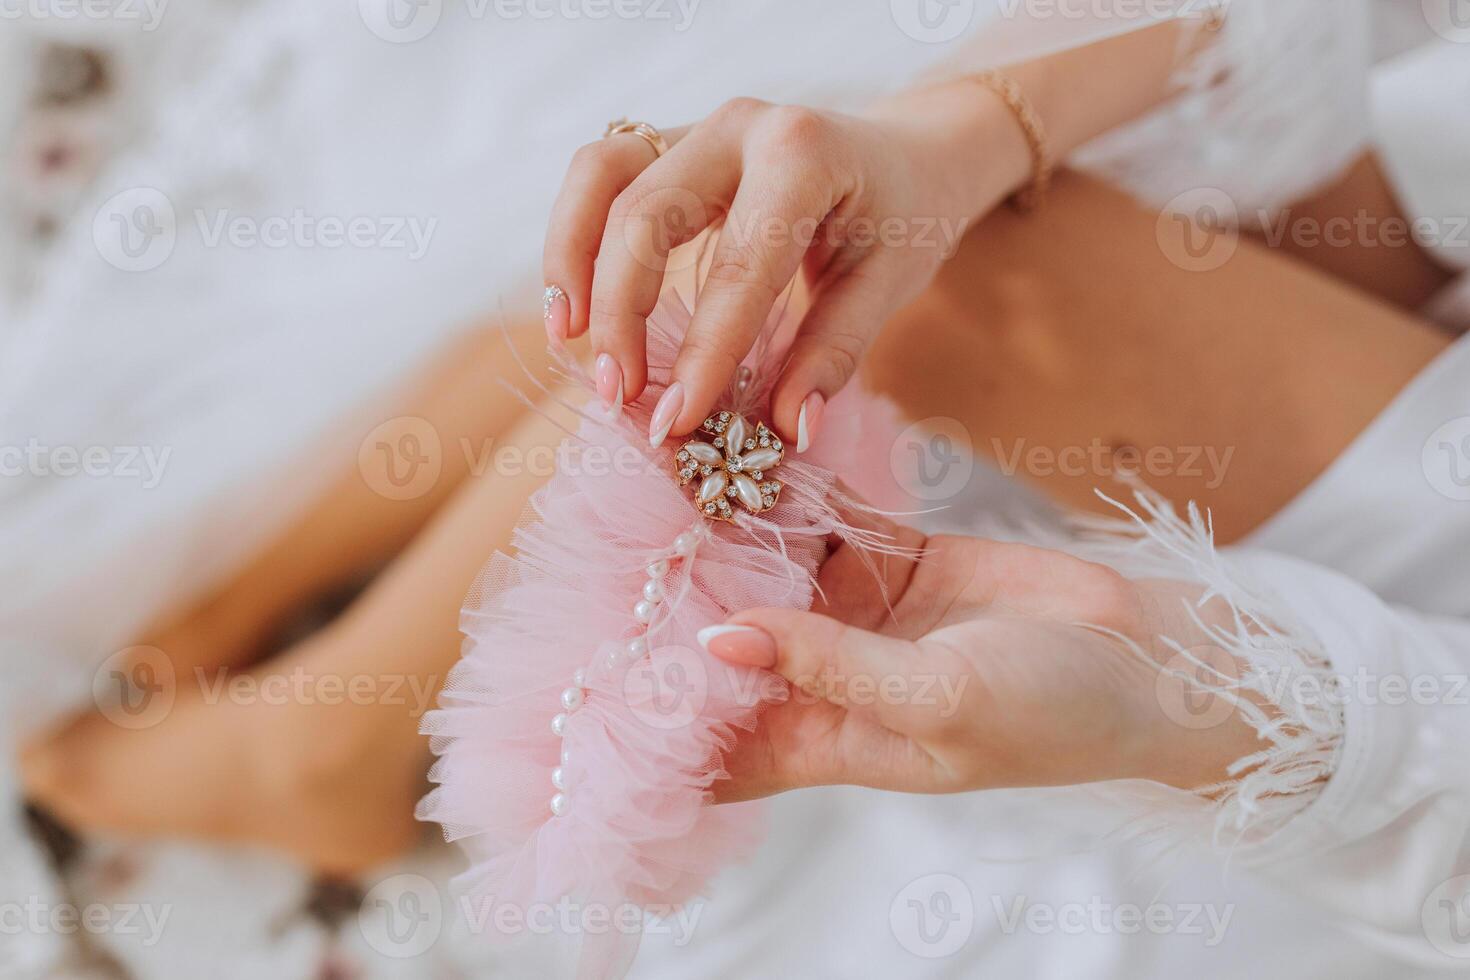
[674,411,784,523]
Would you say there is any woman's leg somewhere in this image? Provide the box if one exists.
[22,390,577,873]
[140,322,564,676]
[866,169,1451,542]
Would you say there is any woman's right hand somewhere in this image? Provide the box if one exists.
[698,523,1265,803]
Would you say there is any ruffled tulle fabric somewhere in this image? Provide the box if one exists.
[417,290,906,978]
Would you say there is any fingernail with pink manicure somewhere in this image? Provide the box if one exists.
[796,391,825,453]
[595,353,623,421]
[648,382,684,448]
[696,624,777,668]
[543,284,569,346]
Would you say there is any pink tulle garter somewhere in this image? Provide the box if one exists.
[417,290,905,977]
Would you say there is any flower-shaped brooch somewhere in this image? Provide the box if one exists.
[674,411,784,523]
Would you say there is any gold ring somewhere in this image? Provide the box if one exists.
[603,118,669,159]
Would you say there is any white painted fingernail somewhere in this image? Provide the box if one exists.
[696,624,760,651]
[795,391,825,454]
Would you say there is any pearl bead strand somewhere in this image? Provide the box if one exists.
[549,526,703,817]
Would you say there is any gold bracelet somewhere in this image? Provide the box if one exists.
[967,70,1053,213]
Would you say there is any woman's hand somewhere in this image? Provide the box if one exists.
[541,92,1032,450]
[698,523,1265,803]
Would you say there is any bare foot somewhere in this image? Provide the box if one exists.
[22,625,430,876]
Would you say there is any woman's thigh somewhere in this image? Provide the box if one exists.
[866,170,1450,543]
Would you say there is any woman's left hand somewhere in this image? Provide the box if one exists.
[541,93,1030,450]
[699,522,1264,802]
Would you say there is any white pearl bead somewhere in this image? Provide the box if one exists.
[551,767,567,790]
[560,687,582,711]
[674,532,698,557]
[642,579,664,602]
[634,599,656,623]
[550,793,568,817]
[646,559,670,578]
[551,713,567,736]
[606,651,622,669]
[571,668,586,688]
[560,745,571,766]
[626,636,648,659]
